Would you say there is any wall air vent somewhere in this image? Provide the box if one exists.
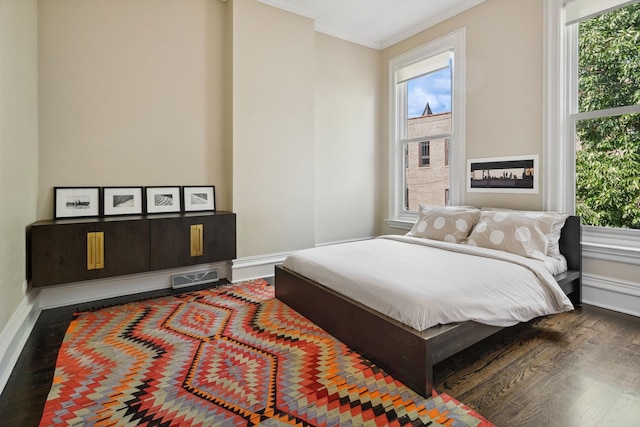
[171,269,219,289]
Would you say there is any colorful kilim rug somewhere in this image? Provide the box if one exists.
[39,280,494,427]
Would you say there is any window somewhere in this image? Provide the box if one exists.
[544,0,640,264]
[387,29,466,227]
[420,141,430,167]
[572,2,640,229]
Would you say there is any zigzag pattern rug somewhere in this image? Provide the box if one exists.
[39,280,494,426]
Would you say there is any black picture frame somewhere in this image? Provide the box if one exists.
[145,186,182,214]
[54,187,101,219]
[467,155,539,194]
[102,187,144,216]
[183,186,216,212]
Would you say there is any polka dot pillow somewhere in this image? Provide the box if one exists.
[481,208,569,260]
[407,205,481,244]
[465,210,557,260]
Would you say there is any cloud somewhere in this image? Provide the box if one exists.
[407,68,451,117]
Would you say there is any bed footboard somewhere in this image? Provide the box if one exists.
[276,265,433,395]
[275,265,502,397]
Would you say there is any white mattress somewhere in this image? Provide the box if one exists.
[283,236,574,331]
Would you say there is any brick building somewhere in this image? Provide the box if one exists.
[405,108,451,210]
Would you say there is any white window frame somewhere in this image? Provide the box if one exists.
[543,0,640,266]
[387,28,466,229]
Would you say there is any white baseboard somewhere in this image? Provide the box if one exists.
[38,262,231,310]
[582,273,640,317]
[0,283,41,395]
[231,252,290,282]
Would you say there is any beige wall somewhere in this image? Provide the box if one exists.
[36,0,382,264]
[382,0,544,214]
[0,0,38,331]
[314,33,382,244]
[232,0,316,257]
[37,0,230,218]
[584,259,639,283]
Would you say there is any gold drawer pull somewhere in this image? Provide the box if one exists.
[190,224,203,257]
[87,232,105,270]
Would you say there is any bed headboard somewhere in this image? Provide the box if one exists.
[559,215,582,273]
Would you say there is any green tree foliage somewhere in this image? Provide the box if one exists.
[576,3,640,228]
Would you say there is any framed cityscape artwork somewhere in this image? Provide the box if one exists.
[467,155,538,194]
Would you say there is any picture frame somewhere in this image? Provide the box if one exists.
[467,155,539,194]
[183,186,216,212]
[145,186,182,214]
[102,187,144,216]
[54,187,101,219]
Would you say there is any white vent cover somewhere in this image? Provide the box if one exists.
[171,269,219,289]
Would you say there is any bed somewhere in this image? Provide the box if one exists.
[275,207,581,397]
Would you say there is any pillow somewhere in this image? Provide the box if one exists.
[466,210,557,260]
[481,208,569,259]
[546,213,570,259]
[407,205,481,243]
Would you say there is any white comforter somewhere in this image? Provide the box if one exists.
[282,236,574,331]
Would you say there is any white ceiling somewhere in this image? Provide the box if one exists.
[257,0,486,50]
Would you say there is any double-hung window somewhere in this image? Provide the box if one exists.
[387,29,466,228]
[545,0,640,264]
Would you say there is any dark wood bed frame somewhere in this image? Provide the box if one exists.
[275,215,582,397]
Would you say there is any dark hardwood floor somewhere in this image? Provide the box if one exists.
[433,305,640,426]
[1,283,639,427]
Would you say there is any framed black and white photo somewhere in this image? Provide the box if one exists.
[183,186,216,212]
[54,187,101,219]
[103,187,143,216]
[467,155,538,194]
[145,186,181,214]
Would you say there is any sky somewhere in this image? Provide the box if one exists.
[407,66,452,118]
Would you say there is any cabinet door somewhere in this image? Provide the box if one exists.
[149,213,237,271]
[149,217,194,270]
[96,219,150,279]
[31,222,97,287]
[199,214,236,264]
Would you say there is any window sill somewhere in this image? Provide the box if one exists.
[582,225,640,267]
[385,218,415,231]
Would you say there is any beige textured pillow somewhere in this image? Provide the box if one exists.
[481,208,569,259]
[407,205,481,243]
[466,210,557,260]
